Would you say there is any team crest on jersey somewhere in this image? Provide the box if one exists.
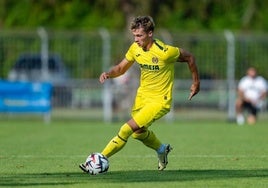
[152,57,158,64]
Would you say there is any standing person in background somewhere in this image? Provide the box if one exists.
[80,16,200,173]
[236,67,267,125]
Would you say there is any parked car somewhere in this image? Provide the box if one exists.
[8,53,72,107]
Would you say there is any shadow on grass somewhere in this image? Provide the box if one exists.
[1,169,268,186]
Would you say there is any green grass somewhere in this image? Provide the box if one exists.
[0,116,268,187]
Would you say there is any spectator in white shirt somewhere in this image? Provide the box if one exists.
[236,67,267,125]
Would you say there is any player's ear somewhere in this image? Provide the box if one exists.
[148,31,153,37]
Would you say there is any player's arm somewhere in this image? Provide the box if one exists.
[177,48,200,100]
[260,80,267,100]
[260,89,267,100]
[99,58,134,84]
[237,88,245,100]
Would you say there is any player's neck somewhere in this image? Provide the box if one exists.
[142,40,154,51]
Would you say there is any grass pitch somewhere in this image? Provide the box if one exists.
[0,113,268,187]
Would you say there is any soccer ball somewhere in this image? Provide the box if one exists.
[85,153,109,175]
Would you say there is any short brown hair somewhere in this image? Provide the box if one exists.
[130,16,155,33]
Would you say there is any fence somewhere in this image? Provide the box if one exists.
[0,29,268,122]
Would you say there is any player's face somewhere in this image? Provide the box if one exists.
[247,68,257,78]
[132,28,153,50]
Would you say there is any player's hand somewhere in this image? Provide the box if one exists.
[188,81,200,100]
[99,72,110,83]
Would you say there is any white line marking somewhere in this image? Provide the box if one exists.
[1,154,268,159]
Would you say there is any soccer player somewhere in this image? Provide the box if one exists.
[80,16,200,172]
[236,67,267,125]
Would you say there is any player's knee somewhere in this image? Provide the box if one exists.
[247,115,256,125]
[132,130,149,141]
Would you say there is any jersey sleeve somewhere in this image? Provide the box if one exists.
[167,46,180,63]
[154,39,180,63]
[238,77,247,90]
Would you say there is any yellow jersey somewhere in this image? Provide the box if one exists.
[125,39,180,107]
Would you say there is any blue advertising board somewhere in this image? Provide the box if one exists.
[0,80,52,113]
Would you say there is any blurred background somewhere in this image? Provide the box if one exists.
[0,0,267,122]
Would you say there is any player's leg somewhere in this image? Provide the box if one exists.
[247,103,258,125]
[132,128,172,170]
[236,98,245,125]
[131,103,172,170]
[131,102,169,148]
[80,119,139,173]
[100,94,144,158]
[132,128,161,151]
[101,122,135,158]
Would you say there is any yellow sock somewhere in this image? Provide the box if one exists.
[132,130,161,151]
[101,123,133,158]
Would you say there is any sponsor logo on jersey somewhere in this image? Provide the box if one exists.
[139,64,160,71]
